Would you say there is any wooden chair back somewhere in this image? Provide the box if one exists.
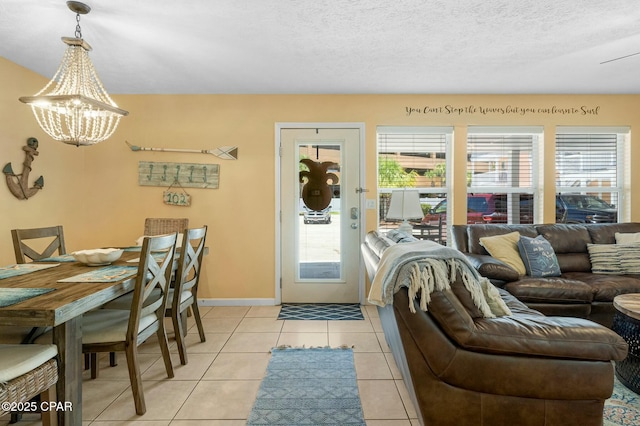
[143,218,189,236]
[128,233,178,344]
[11,225,66,263]
[173,226,208,303]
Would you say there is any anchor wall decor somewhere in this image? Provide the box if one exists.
[3,137,44,200]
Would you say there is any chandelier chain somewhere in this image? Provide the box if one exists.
[75,13,82,39]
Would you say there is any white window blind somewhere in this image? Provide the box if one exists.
[377,126,453,231]
[466,127,540,224]
[555,127,627,223]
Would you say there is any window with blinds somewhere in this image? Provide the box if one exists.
[377,126,453,232]
[466,127,540,224]
[555,127,627,224]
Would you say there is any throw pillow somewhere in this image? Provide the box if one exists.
[587,243,640,274]
[517,235,561,278]
[479,231,526,276]
[615,232,640,244]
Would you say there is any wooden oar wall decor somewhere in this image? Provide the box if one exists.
[3,137,44,200]
[126,141,238,160]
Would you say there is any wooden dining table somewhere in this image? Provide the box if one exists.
[0,251,142,425]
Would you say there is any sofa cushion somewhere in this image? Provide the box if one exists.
[504,277,594,304]
[479,231,526,276]
[426,288,626,361]
[563,271,640,302]
[518,235,561,277]
[465,254,521,282]
[587,222,640,244]
[467,225,538,255]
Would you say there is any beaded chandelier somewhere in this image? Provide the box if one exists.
[19,1,128,146]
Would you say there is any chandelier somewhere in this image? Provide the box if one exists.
[19,1,128,146]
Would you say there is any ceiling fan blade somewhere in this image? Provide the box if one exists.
[600,51,640,64]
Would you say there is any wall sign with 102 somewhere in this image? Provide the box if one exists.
[164,190,191,206]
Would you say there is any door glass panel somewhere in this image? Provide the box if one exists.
[298,143,341,280]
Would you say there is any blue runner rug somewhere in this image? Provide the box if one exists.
[278,303,364,321]
[247,347,366,425]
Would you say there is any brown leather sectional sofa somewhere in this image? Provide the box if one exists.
[362,230,627,426]
[451,222,640,327]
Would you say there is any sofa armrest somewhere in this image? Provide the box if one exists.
[464,253,520,282]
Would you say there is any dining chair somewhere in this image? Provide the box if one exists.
[11,225,66,263]
[143,218,189,236]
[168,225,208,365]
[11,226,66,346]
[82,233,178,415]
[104,226,208,365]
[0,344,59,426]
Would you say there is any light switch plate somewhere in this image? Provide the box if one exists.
[366,199,376,209]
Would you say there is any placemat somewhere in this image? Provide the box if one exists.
[58,265,138,283]
[0,288,55,308]
[0,263,60,280]
[38,254,77,262]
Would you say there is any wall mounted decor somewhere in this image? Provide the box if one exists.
[299,159,338,211]
[126,141,238,160]
[163,181,191,207]
[138,161,219,189]
[3,137,44,200]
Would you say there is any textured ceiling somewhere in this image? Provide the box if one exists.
[1,0,640,94]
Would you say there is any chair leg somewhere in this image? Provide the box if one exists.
[124,345,146,415]
[110,352,118,367]
[90,353,99,379]
[191,301,206,342]
[157,320,175,378]
[173,310,188,365]
[40,384,58,426]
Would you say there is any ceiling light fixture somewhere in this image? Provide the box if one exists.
[19,1,128,146]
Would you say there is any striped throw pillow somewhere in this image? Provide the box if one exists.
[587,243,640,274]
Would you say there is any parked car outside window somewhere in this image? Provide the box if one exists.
[423,193,617,225]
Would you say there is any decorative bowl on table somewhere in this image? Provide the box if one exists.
[72,248,124,266]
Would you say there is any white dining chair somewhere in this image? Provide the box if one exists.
[0,344,59,426]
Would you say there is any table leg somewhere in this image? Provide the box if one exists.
[52,317,82,426]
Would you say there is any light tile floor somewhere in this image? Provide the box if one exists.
[1,305,420,426]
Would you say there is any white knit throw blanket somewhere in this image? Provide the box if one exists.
[367,240,512,318]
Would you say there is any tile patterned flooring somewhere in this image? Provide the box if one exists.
[1,305,420,425]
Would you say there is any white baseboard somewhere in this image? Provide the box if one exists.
[198,298,277,307]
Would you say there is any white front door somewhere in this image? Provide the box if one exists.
[279,125,363,303]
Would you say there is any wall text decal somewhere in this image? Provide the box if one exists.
[405,105,601,116]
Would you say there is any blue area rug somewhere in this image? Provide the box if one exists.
[605,377,640,425]
[247,347,366,425]
[278,304,364,321]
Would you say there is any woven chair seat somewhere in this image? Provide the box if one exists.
[0,358,58,415]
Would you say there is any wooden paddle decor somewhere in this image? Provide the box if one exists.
[299,159,338,211]
[3,137,44,200]
[126,141,238,160]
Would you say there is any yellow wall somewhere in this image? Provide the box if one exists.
[2,57,640,301]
